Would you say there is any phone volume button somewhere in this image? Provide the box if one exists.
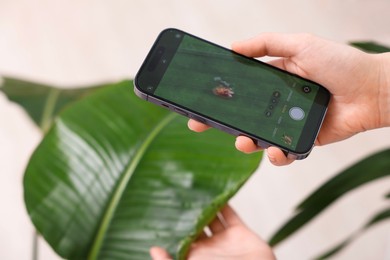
[173,108,188,116]
[189,114,206,124]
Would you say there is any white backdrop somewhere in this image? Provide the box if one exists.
[1,0,390,259]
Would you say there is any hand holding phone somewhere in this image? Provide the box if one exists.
[134,29,330,160]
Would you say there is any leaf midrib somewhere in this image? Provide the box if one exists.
[87,112,177,260]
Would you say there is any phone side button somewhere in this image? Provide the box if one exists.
[173,108,188,116]
[188,114,206,124]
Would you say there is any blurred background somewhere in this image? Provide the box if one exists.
[1,0,390,259]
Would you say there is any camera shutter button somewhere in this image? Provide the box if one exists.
[289,107,305,121]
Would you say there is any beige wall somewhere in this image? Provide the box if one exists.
[1,0,389,259]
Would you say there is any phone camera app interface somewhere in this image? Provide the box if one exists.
[154,32,322,151]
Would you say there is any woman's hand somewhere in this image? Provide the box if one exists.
[150,205,275,260]
[189,33,390,166]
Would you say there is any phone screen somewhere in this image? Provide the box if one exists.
[135,29,330,156]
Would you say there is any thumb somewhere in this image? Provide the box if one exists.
[232,33,307,58]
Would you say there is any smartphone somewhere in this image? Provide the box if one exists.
[134,28,330,159]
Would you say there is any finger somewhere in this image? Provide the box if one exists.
[149,247,173,260]
[208,212,227,234]
[232,33,309,58]
[267,57,309,77]
[219,205,245,227]
[235,136,262,154]
[267,58,287,70]
[187,119,210,132]
[197,229,209,240]
[266,146,295,166]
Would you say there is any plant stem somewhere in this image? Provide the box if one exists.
[32,230,39,260]
[39,88,61,133]
[33,88,60,259]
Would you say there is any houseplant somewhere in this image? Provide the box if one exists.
[1,41,388,260]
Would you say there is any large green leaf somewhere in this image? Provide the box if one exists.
[24,80,262,259]
[269,148,390,246]
[0,76,104,131]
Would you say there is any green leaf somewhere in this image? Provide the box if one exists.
[0,76,105,131]
[269,148,390,246]
[349,41,390,53]
[315,236,354,260]
[315,207,390,260]
[24,80,262,259]
[297,149,390,210]
[363,207,390,228]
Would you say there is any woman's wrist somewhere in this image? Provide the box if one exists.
[377,52,390,128]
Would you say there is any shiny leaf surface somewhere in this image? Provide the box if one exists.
[24,81,262,259]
